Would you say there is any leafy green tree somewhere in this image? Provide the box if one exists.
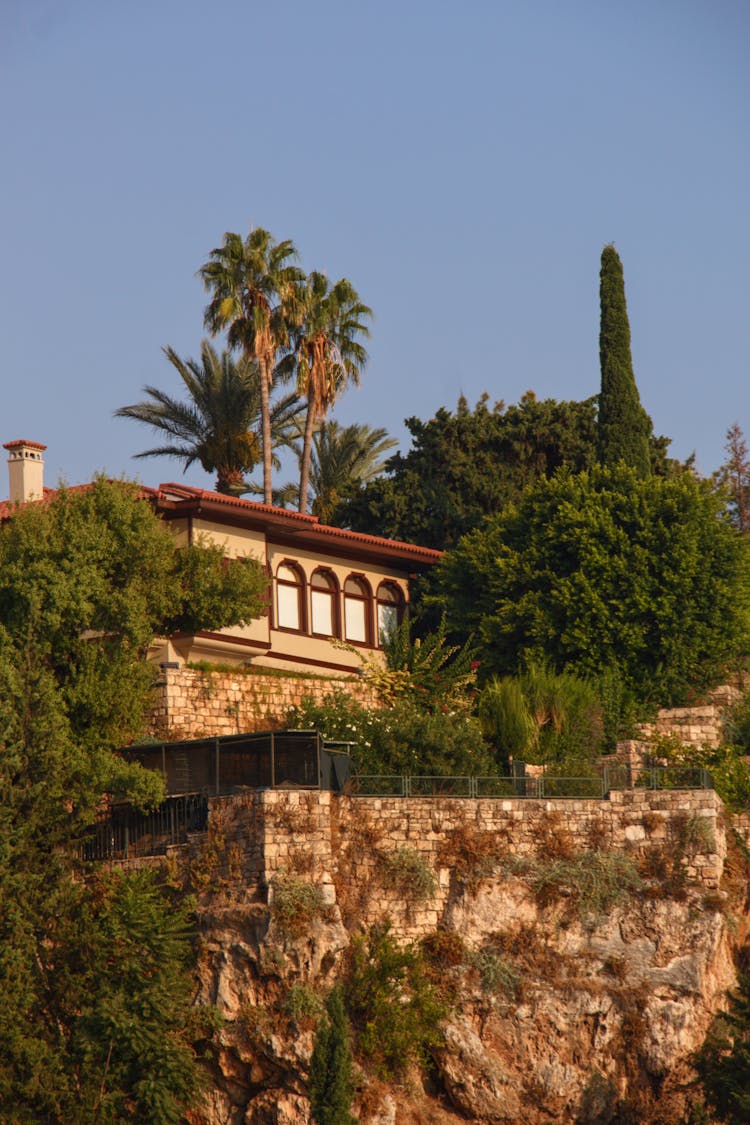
[116,341,304,495]
[0,480,264,1121]
[309,985,357,1125]
[597,244,653,478]
[200,227,304,503]
[694,969,750,1123]
[436,466,750,706]
[287,272,372,514]
[0,478,267,755]
[345,924,447,1079]
[338,392,601,550]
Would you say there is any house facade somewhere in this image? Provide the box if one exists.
[2,442,442,677]
[150,483,441,675]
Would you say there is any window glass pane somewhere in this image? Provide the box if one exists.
[312,571,334,590]
[345,597,367,643]
[311,590,334,635]
[278,564,298,583]
[277,582,300,630]
[378,602,398,643]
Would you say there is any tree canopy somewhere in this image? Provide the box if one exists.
[597,244,653,477]
[338,392,602,550]
[115,341,305,495]
[435,465,750,705]
[0,479,265,1121]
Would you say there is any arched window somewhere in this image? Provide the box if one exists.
[344,575,372,644]
[310,570,338,637]
[276,563,304,631]
[376,582,404,644]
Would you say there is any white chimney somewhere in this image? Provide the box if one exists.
[4,440,46,504]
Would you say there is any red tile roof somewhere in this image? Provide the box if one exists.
[154,483,443,567]
[0,479,442,567]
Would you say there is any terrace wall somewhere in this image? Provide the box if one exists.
[150,665,380,739]
[179,787,725,942]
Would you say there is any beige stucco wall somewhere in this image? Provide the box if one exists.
[157,515,410,675]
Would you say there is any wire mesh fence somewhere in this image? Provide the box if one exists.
[123,730,352,797]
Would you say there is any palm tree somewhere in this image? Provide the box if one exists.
[199,228,303,504]
[307,420,396,522]
[115,341,305,495]
[291,272,372,514]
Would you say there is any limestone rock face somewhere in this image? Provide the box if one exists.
[435,1020,521,1121]
[180,788,743,1124]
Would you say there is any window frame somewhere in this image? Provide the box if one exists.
[376,581,405,646]
[343,573,373,646]
[310,568,340,638]
[275,561,306,633]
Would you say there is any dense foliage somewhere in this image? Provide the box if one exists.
[478,663,605,768]
[345,924,447,1079]
[288,689,494,777]
[309,986,356,1125]
[0,481,263,1122]
[597,244,653,478]
[436,466,750,705]
[337,392,600,550]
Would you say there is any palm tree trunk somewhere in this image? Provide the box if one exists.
[259,357,273,505]
[298,396,316,514]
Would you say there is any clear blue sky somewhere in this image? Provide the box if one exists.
[1,0,747,494]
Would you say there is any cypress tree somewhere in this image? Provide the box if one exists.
[309,985,357,1125]
[597,244,653,477]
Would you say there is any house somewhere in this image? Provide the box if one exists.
[2,441,442,677]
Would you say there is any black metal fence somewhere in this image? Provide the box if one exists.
[123,730,352,797]
[81,793,208,861]
[81,730,353,863]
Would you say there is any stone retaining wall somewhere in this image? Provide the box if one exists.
[178,787,725,942]
[639,684,741,749]
[150,666,381,738]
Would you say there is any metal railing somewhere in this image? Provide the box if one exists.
[81,793,209,861]
[349,768,713,800]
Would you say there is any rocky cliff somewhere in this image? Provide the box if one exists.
[165,787,748,1124]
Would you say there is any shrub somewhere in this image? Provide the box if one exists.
[477,662,604,770]
[309,985,356,1125]
[287,692,494,778]
[364,615,478,713]
[270,875,328,939]
[531,851,643,918]
[345,924,448,1078]
[282,983,325,1029]
[380,848,436,904]
[436,823,508,892]
[468,947,521,1001]
[652,731,750,812]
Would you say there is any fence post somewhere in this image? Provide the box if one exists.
[124,825,129,860]
[271,732,275,789]
[213,739,220,796]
